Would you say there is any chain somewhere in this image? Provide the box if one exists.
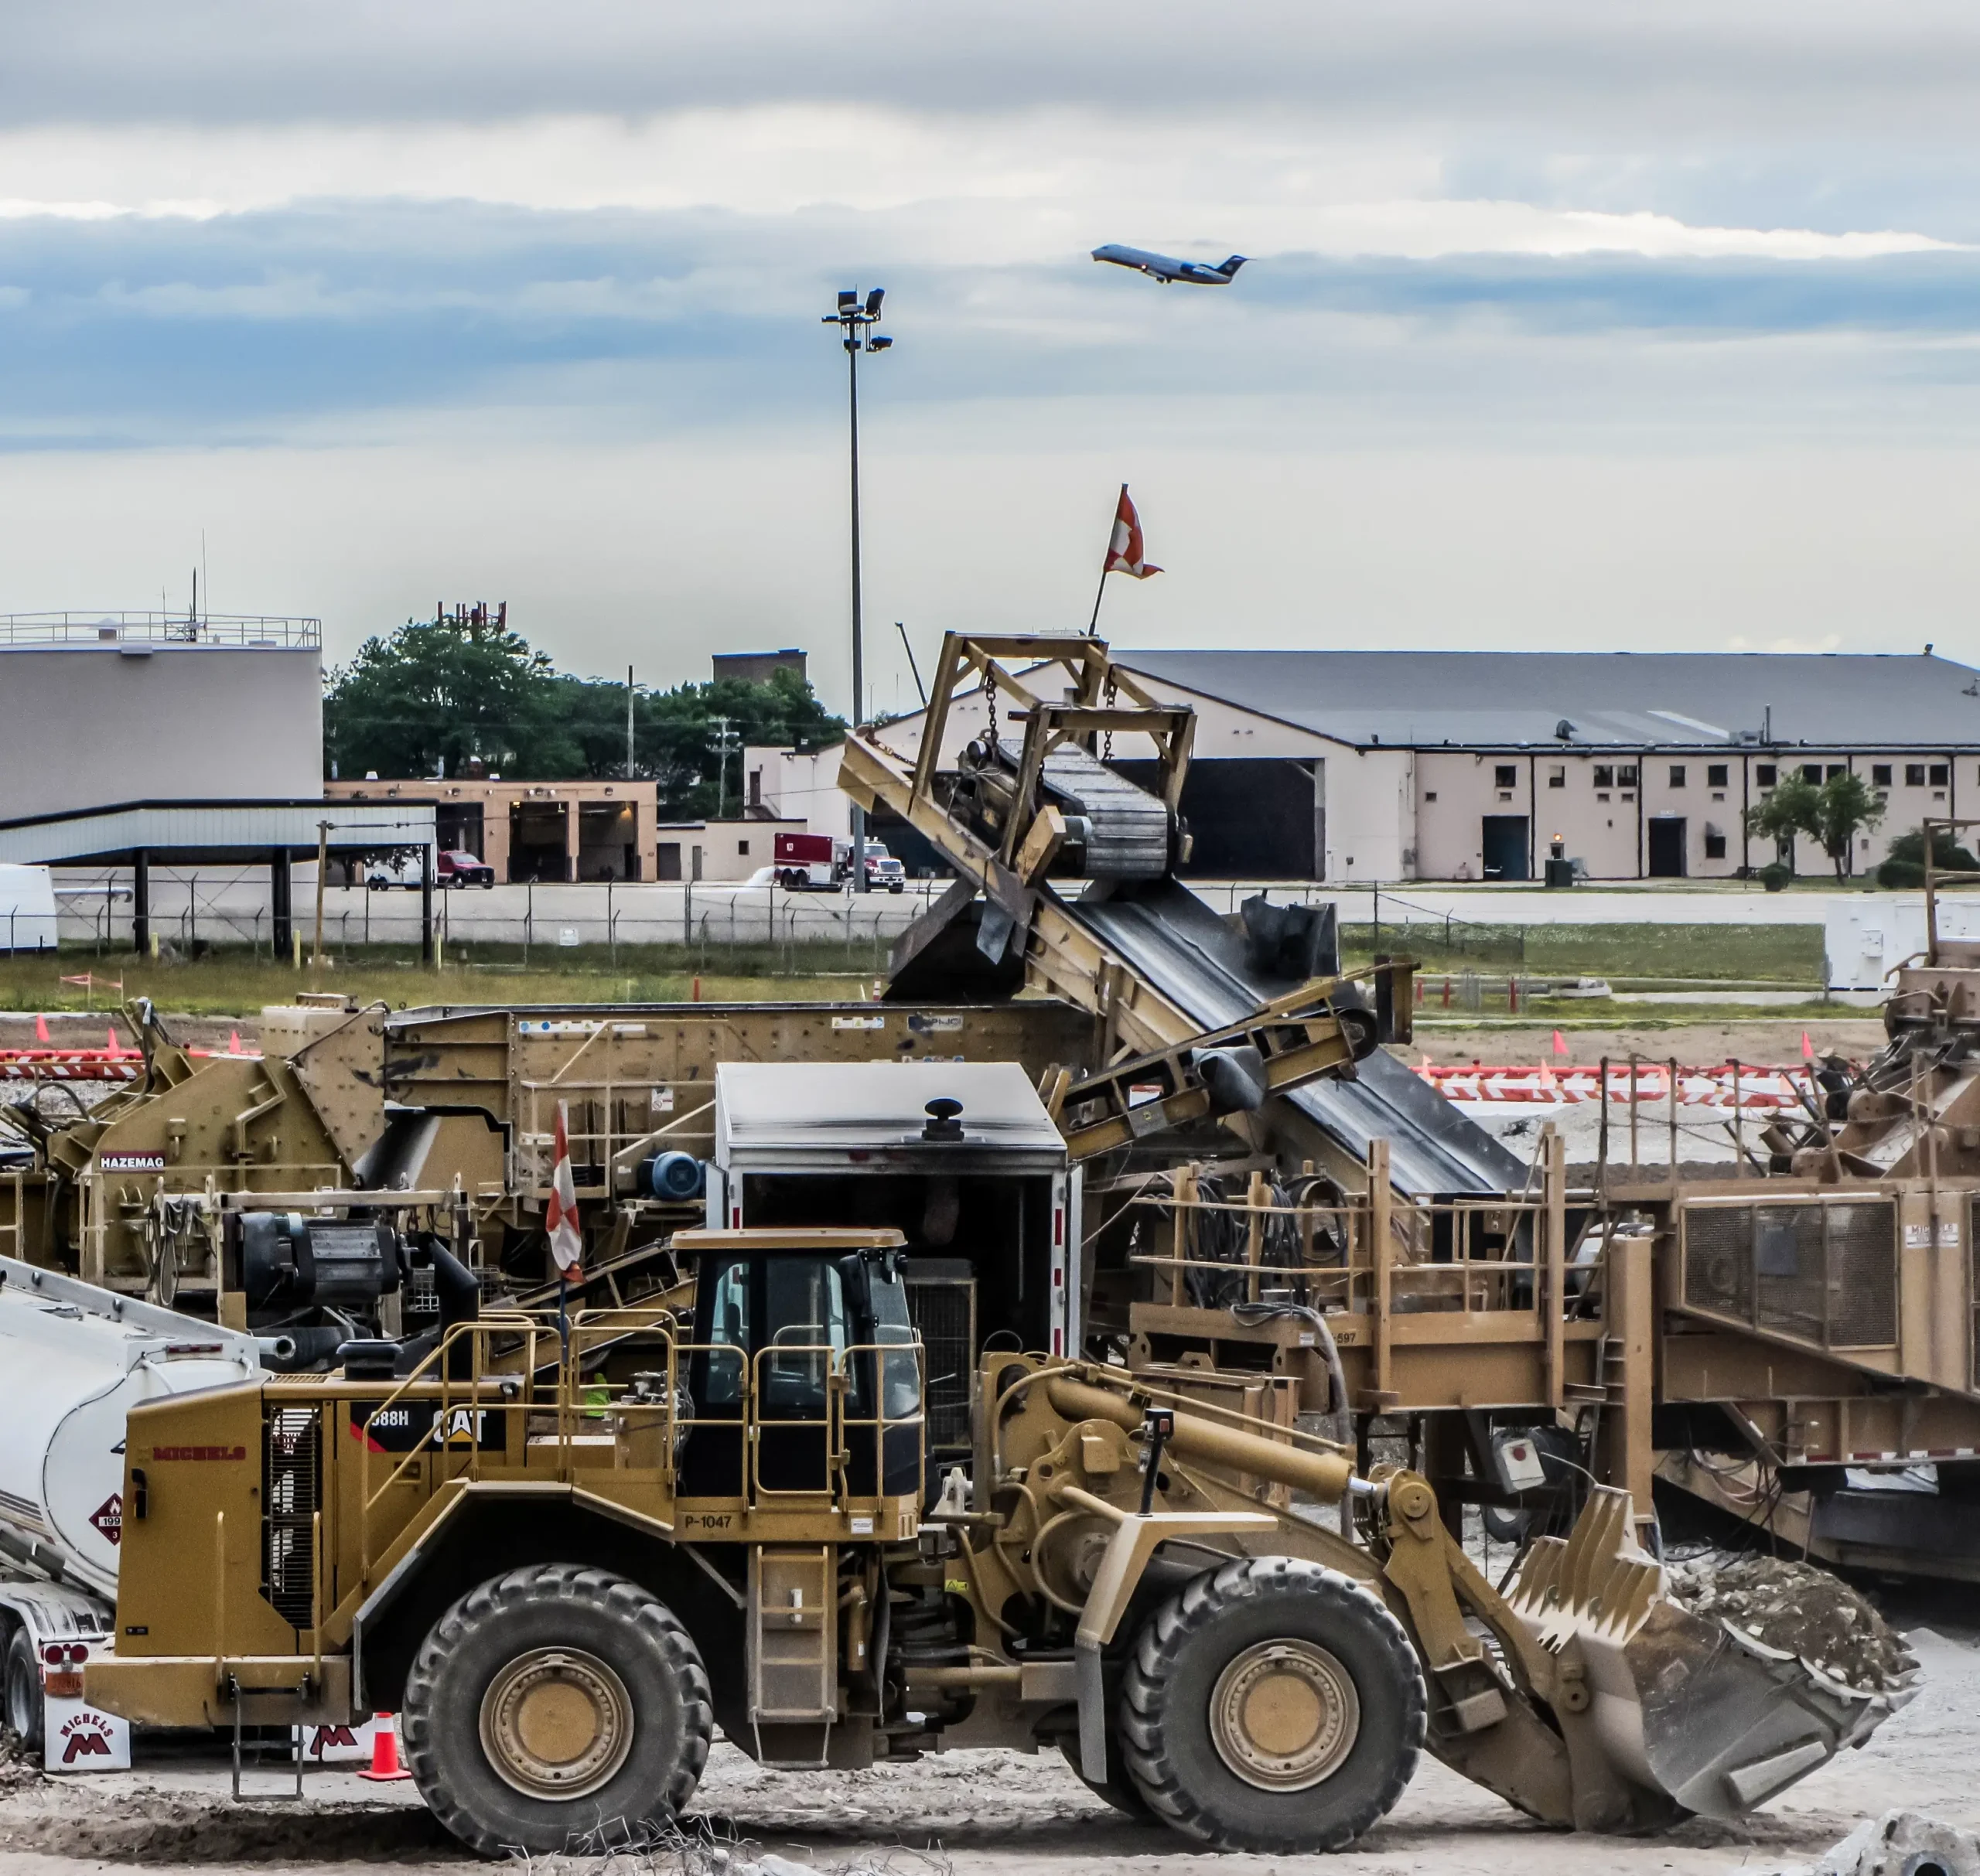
[1102,670,1118,762]
[985,682,998,751]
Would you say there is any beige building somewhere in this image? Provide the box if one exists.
[1118,649,1980,882]
[323,776,817,885]
[859,647,1980,882]
[654,816,807,882]
[326,776,658,882]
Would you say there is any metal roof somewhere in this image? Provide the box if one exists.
[715,1060,1067,1167]
[1118,650,1980,751]
[0,800,437,865]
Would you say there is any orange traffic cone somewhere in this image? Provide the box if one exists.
[228,1029,243,1054]
[34,1012,50,1042]
[358,1714,413,1781]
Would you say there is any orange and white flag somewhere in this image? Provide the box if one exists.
[1103,486,1162,578]
[545,1100,583,1277]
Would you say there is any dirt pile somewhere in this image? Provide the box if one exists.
[0,1726,38,1792]
[0,1787,448,1862]
[1664,1553,1917,1694]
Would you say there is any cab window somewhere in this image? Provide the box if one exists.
[762,1257,850,1415]
[702,1259,750,1405]
[865,1260,922,1422]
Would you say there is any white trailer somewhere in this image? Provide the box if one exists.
[0,1256,262,1765]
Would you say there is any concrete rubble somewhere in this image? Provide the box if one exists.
[1664,1551,1917,1693]
[1777,1809,1980,1876]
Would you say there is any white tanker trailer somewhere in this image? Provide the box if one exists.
[0,1255,264,1762]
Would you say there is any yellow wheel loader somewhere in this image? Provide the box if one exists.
[87,1228,1913,1857]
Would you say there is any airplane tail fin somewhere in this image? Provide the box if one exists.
[1219,255,1248,278]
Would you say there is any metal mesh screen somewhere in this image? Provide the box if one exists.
[261,1406,321,1630]
[1753,1206,1826,1343]
[906,1277,975,1451]
[1684,1206,1753,1322]
[1825,1202,1897,1349]
[1683,1199,1895,1350]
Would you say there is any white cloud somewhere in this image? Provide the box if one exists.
[0,111,1957,271]
[2,6,1978,670]
[1726,633,1845,653]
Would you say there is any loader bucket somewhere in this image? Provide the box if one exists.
[1504,1489,1918,1824]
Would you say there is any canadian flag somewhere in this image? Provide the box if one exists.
[1103,486,1161,579]
[545,1100,583,1277]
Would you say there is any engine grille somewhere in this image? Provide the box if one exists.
[261,1405,323,1630]
[905,1272,975,1452]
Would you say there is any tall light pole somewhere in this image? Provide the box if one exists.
[823,287,891,891]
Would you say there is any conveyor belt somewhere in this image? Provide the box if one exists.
[1066,878,1525,1196]
[981,738,1171,879]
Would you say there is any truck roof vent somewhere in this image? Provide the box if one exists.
[922,1097,964,1141]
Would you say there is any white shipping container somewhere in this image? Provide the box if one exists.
[0,864,56,952]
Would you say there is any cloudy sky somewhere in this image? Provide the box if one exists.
[5,2,1980,711]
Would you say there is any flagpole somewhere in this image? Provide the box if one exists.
[1087,483,1126,637]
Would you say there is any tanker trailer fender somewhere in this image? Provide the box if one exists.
[0,1578,118,1761]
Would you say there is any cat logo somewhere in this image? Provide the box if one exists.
[440,1407,485,1445]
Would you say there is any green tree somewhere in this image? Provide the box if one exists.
[1745,770,1886,881]
[326,616,844,814]
[633,667,845,817]
[1875,825,1980,889]
[325,613,565,780]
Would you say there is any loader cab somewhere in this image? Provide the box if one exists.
[705,1062,1077,1475]
[672,1227,922,1509]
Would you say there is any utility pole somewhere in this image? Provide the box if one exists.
[626,665,635,780]
[709,715,739,820]
[312,820,330,971]
[822,287,892,890]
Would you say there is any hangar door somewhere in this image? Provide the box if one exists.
[1115,756,1319,878]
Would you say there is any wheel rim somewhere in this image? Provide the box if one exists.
[479,1646,635,1801]
[1207,1639,1360,1792]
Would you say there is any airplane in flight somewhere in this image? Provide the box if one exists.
[1091,244,1248,285]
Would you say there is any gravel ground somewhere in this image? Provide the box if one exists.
[1,1614,1975,1876]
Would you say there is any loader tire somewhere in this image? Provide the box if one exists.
[5,1629,43,1755]
[401,1564,712,1858]
[1119,1556,1425,1854]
